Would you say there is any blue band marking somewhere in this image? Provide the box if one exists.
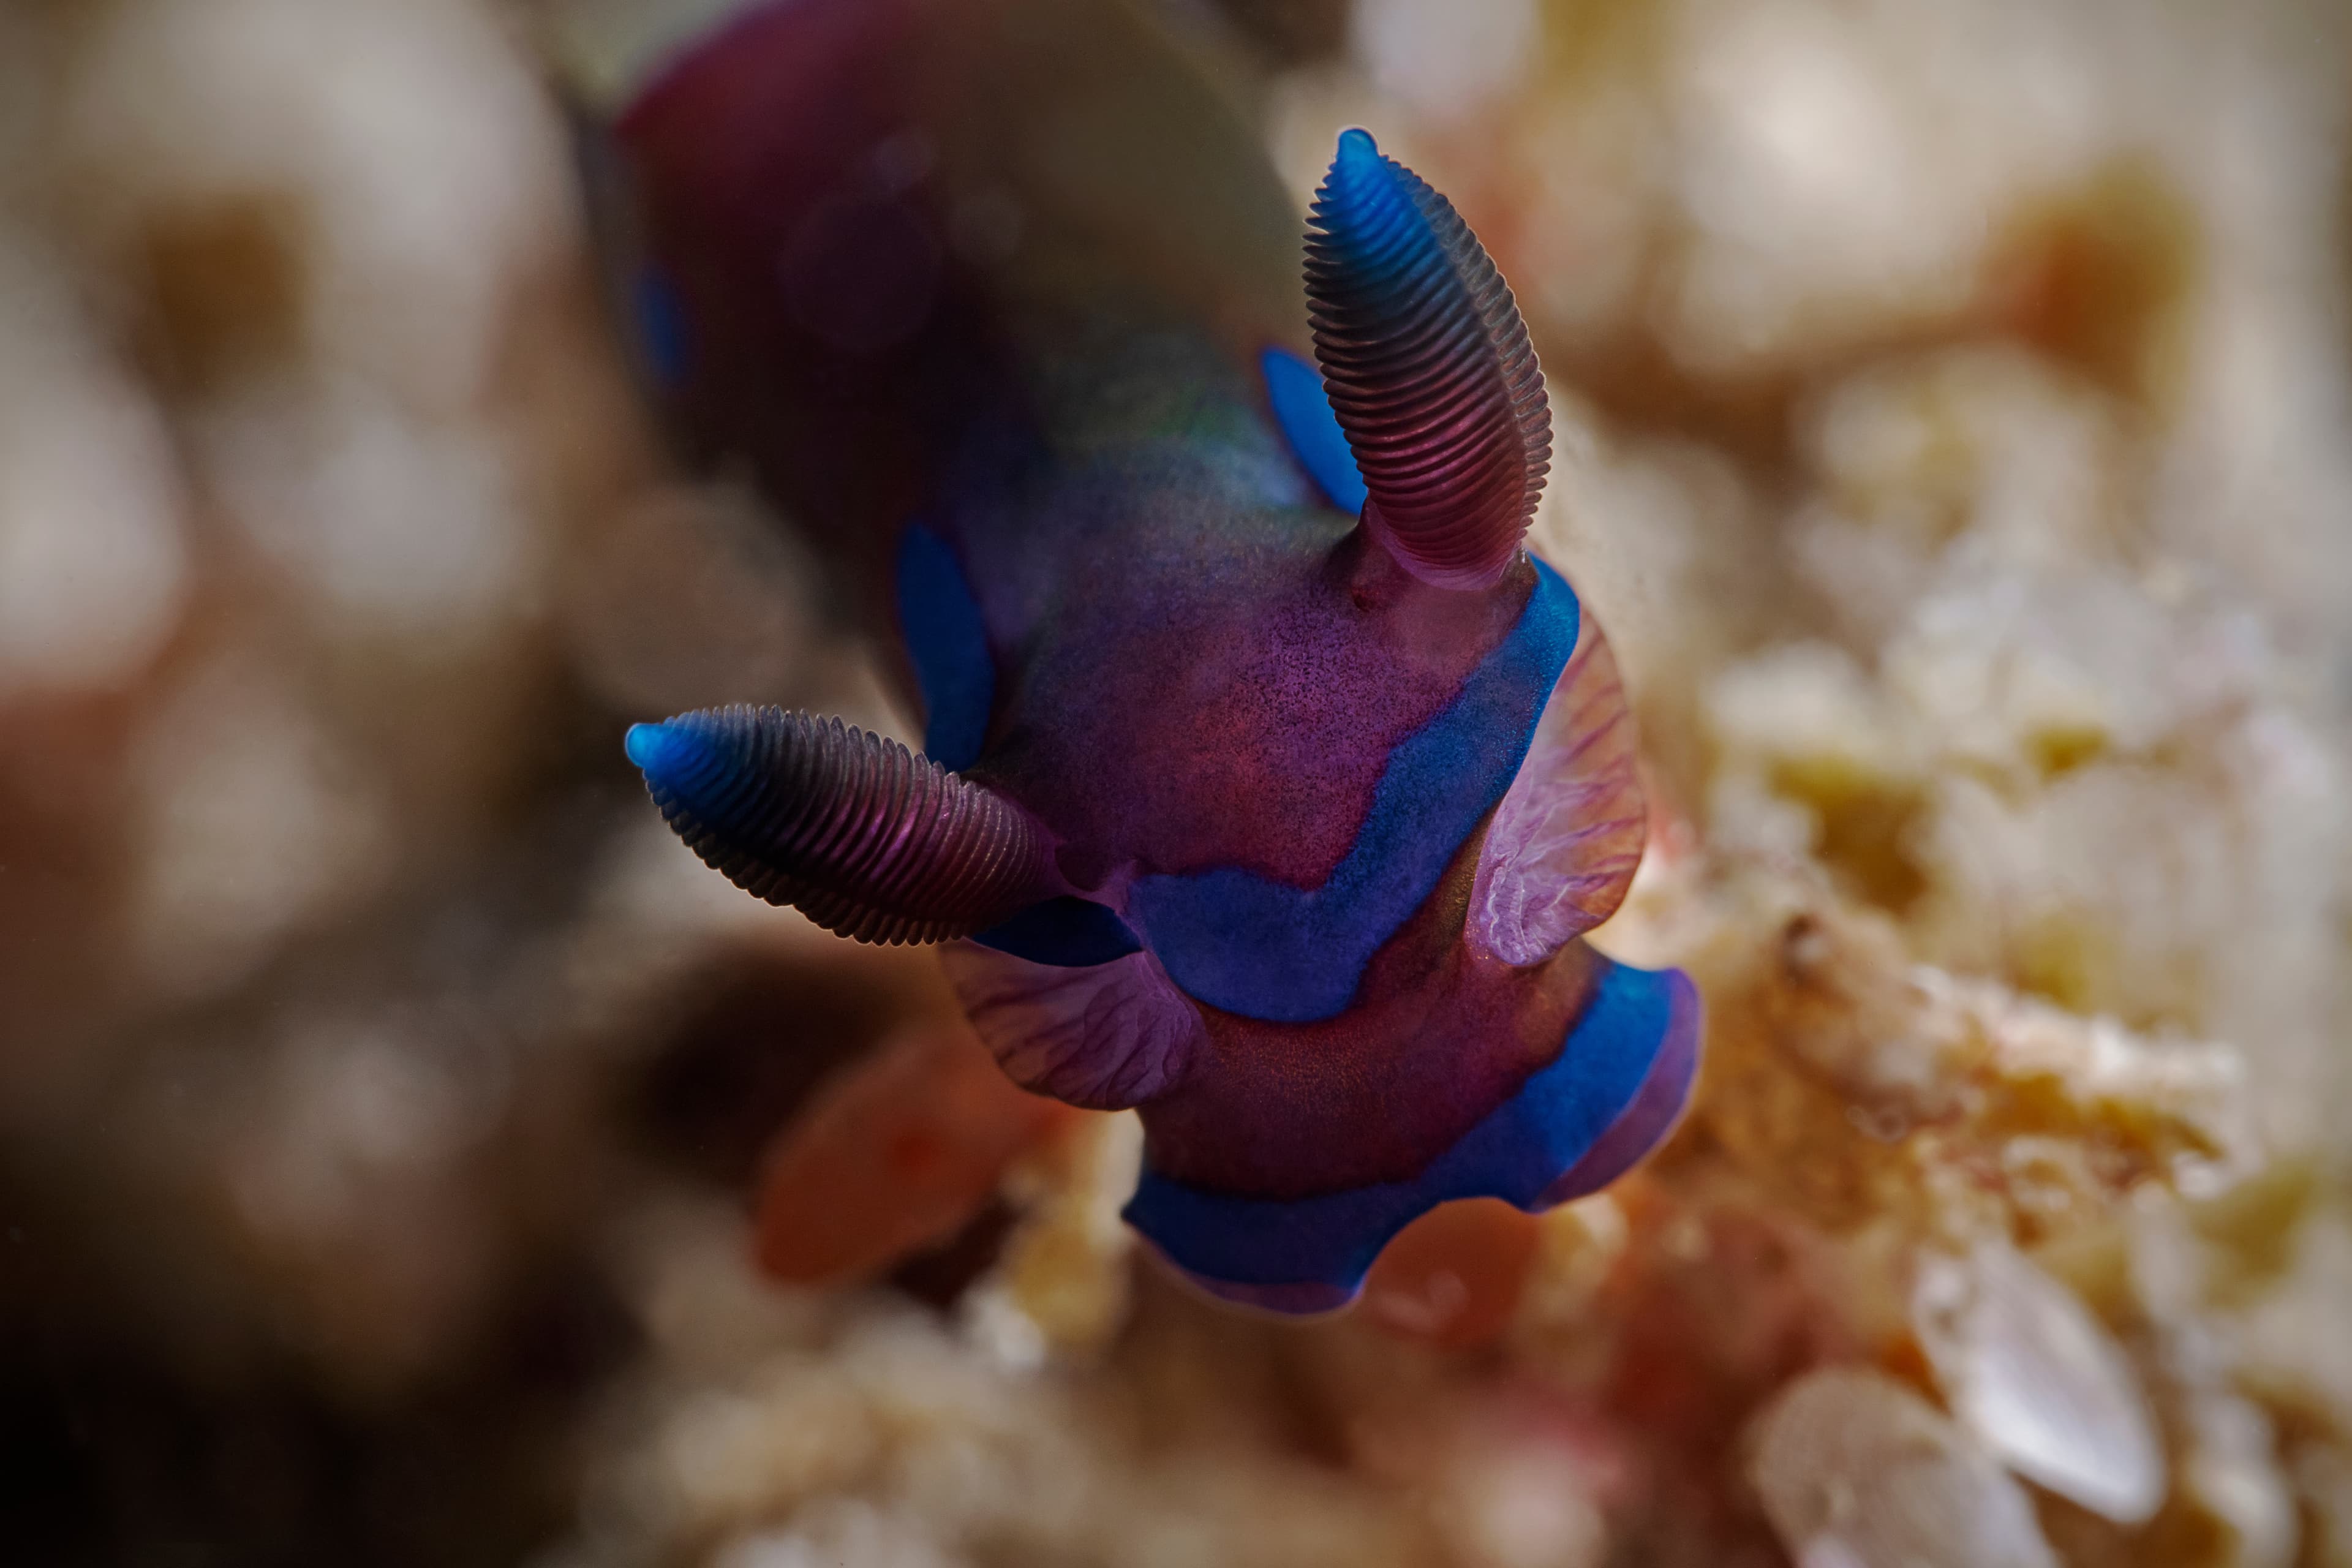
[1261,346,1368,514]
[894,525,995,773]
[971,897,1144,967]
[631,265,693,388]
[1128,559,1578,1023]
[1124,959,1692,1298]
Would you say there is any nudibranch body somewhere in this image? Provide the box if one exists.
[595,0,1699,1311]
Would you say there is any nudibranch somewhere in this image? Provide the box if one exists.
[589,0,1700,1312]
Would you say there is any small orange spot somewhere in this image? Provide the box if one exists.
[1361,1197,1542,1349]
[753,1023,1074,1286]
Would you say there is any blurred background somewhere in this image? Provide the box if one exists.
[2,0,2348,1562]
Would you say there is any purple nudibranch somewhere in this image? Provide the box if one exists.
[591,0,1700,1311]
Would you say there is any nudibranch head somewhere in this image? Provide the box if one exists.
[613,61,1698,1316]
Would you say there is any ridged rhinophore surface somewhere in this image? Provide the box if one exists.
[627,707,1055,943]
[1305,128,1550,588]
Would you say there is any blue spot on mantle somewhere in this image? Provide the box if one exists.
[1129,560,1578,1023]
[1262,345,1368,514]
[894,525,994,772]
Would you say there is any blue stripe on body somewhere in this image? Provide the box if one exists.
[1128,559,1578,1023]
[1123,959,1692,1302]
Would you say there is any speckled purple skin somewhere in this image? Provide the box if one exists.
[606,0,1698,1308]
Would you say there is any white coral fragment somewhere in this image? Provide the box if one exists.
[1912,1239,2165,1523]
[1749,1366,2060,1568]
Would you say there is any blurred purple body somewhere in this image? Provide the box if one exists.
[603,0,1698,1309]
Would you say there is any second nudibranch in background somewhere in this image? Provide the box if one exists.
[597,0,1699,1311]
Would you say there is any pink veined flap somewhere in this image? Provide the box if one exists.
[1467,608,1647,967]
[937,942,1204,1110]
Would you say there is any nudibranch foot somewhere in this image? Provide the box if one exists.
[1125,958,1700,1313]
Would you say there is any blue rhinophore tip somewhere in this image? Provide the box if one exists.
[625,720,683,777]
[1325,128,1407,243]
[1314,130,1425,302]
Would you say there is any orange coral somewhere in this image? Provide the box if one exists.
[753,1023,1078,1287]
